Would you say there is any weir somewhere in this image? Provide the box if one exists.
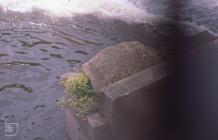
[0,0,217,140]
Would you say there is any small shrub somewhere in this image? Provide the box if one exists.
[58,72,98,119]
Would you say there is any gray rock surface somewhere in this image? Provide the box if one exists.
[83,41,161,93]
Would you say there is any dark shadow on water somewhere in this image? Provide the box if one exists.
[157,1,218,140]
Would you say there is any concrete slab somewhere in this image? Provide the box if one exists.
[98,62,171,140]
[87,113,113,140]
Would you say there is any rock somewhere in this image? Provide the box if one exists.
[83,41,161,93]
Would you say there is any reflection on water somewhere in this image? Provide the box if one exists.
[0,61,42,66]
[0,53,8,58]
[18,38,52,48]
[67,59,81,65]
[49,53,63,59]
[0,84,33,93]
[74,50,88,55]
[15,51,28,54]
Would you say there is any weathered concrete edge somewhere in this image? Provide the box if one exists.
[65,108,113,140]
[65,109,88,140]
[97,61,172,139]
[63,61,172,140]
[100,61,171,100]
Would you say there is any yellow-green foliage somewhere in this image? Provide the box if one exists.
[64,73,95,97]
[58,73,98,119]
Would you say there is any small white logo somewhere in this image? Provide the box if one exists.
[5,123,18,136]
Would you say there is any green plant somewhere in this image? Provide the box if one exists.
[58,72,98,119]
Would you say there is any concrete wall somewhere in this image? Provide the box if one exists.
[65,62,171,140]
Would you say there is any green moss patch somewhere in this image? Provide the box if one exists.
[58,72,98,119]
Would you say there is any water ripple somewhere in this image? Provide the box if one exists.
[19,39,52,48]
[0,61,42,67]
[0,84,33,93]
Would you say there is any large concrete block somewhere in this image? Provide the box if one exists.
[65,109,113,140]
[99,62,171,140]
[83,41,161,93]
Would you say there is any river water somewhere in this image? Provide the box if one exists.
[135,0,218,34]
[0,0,217,140]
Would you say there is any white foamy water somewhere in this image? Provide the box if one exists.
[0,0,147,23]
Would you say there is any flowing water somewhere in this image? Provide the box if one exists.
[135,0,218,34]
[0,1,150,140]
[0,0,217,140]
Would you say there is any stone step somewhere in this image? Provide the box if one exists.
[98,62,171,140]
[65,109,113,140]
[86,113,113,140]
[99,62,170,118]
[65,109,87,140]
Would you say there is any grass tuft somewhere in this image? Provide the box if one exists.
[58,72,98,119]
